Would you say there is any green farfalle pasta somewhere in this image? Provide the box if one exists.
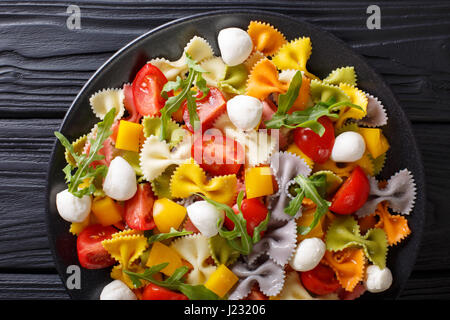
[323,66,357,86]
[309,170,343,196]
[150,164,178,199]
[142,116,185,148]
[208,235,241,266]
[218,64,248,95]
[64,134,87,167]
[334,122,360,136]
[310,79,350,104]
[370,152,387,176]
[325,216,388,268]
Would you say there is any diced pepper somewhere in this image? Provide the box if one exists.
[115,120,144,152]
[286,143,314,169]
[146,242,183,276]
[244,167,274,199]
[358,128,390,159]
[204,264,239,298]
[91,196,123,226]
[152,198,187,233]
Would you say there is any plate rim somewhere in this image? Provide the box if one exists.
[45,8,426,300]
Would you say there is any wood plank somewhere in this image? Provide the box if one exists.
[0,273,69,300]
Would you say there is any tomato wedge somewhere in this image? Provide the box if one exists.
[329,166,370,215]
[293,116,335,164]
[300,264,341,295]
[192,133,244,176]
[225,197,269,238]
[124,183,156,230]
[243,285,268,300]
[132,63,167,117]
[182,87,227,132]
[142,283,188,300]
[77,224,116,269]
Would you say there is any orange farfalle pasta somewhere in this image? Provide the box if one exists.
[322,248,366,292]
[246,58,288,100]
[374,201,411,245]
[247,21,287,56]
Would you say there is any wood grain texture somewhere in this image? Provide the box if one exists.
[0,0,449,299]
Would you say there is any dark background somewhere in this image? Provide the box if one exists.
[0,0,449,299]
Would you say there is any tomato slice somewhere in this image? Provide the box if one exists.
[191,133,244,176]
[142,283,188,300]
[243,285,269,300]
[300,264,341,295]
[224,197,269,238]
[77,224,116,269]
[293,116,335,164]
[124,183,156,230]
[132,63,167,117]
[329,166,370,215]
[123,83,142,123]
[182,87,227,133]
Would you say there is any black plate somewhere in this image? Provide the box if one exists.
[46,10,426,300]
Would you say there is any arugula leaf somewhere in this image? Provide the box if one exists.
[124,264,220,300]
[265,97,364,136]
[196,192,269,255]
[277,70,303,115]
[147,228,193,244]
[284,174,331,235]
[159,53,209,140]
[54,108,115,197]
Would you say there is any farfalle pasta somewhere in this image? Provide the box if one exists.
[53,20,417,301]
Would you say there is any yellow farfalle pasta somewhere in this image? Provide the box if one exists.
[247,21,287,56]
[272,37,318,79]
[169,158,237,205]
[335,83,368,128]
[170,234,217,285]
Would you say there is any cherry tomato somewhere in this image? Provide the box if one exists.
[300,264,340,295]
[77,224,116,269]
[224,197,269,238]
[293,116,335,164]
[132,63,168,117]
[329,166,370,215]
[124,183,156,230]
[142,283,188,300]
[192,133,244,176]
[182,87,226,133]
[123,83,142,123]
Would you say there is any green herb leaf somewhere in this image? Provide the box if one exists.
[124,264,220,300]
[147,228,193,244]
[55,108,115,197]
[285,174,331,235]
[277,71,302,115]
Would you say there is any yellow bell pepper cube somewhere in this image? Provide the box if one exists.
[152,198,187,233]
[244,166,274,199]
[358,128,390,159]
[115,120,143,152]
[286,143,314,169]
[146,242,184,276]
[91,196,123,226]
[204,264,239,298]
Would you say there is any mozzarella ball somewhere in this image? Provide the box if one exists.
[218,28,253,66]
[331,131,366,163]
[103,156,137,201]
[100,280,137,300]
[186,201,224,238]
[364,265,393,293]
[289,238,326,272]
[56,189,91,223]
[227,95,263,131]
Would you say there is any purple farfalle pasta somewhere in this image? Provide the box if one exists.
[268,151,311,220]
[247,219,297,266]
[229,254,286,300]
[358,93,388,127]
[356,169,416,217]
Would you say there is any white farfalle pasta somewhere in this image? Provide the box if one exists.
[170,234,217,285]
[89,88,125,121]
[358,93,388,127]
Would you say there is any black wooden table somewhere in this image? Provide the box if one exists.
[0,0,449,300]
